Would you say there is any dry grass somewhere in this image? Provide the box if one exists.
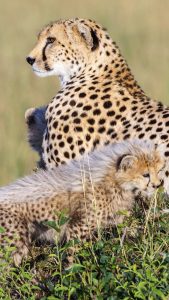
[1,0,169,185]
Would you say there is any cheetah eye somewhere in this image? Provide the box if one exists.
[143,173,150,178]
[158,166,165,174]
[46,37,56,44]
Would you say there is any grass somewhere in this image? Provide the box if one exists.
[0,189,169,299]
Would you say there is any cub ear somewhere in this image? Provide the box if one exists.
[68,23,99,51]
[117,154,137,171]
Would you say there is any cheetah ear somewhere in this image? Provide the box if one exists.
[68,23,99,51]
[77,24,99,51]
[117,154,137,171]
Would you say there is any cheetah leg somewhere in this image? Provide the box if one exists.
[0,209,30,266]
[12,241,29,267]
[65,218,97,266]
[63,193,103,267]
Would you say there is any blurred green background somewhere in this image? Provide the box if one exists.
[0,0,169,185]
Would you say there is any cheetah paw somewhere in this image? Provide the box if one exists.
[12,245,29,266]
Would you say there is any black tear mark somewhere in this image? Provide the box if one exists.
[42,44,48,61]
[90,29,99,51]
[42,37,56,61]
[44,62,52,71]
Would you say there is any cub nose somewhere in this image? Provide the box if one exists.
[26,56,35,66]
[152,179,163,189]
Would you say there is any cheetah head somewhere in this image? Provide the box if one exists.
[115,144,164,198]
[26,18,103,85]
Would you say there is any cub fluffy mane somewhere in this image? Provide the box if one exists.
[0,140,160,204]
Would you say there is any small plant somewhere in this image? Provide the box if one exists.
[43,210,70,234]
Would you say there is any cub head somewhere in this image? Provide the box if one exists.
[26,18,103,84]
[115,143,164,198]
[25,106,47,169]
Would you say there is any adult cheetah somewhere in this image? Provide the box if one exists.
[0,140,164,265]
[26,18,169,191]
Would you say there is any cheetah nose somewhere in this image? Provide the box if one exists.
[153,184,160,189]
[26,56,35,66]
[152,180,163,189]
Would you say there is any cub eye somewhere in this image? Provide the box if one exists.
[46,37,56,44]
[158,167,164,174]
[143,173,150,178]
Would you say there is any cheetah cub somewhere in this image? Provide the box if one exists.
[0,141,164,265]
[25,106,47,169]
